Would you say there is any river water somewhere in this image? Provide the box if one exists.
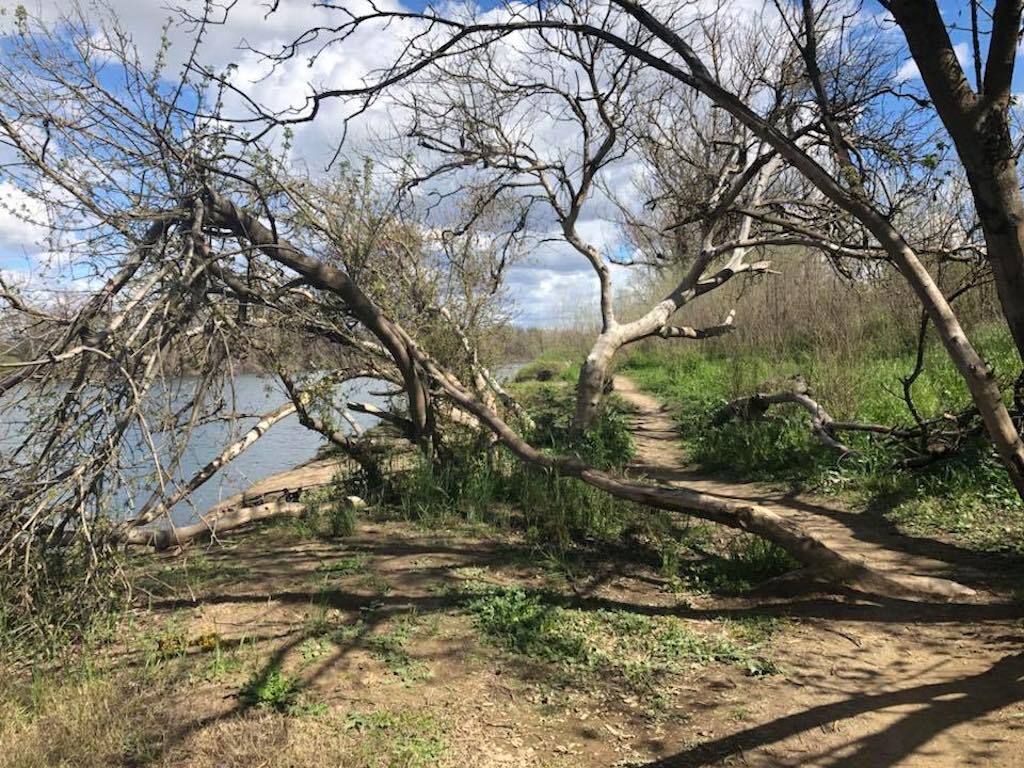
[158,375,387,524]
[2,367,521,526]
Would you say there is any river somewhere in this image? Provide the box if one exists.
[2,367,521,526]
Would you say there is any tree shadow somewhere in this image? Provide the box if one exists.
[127,526,1024,766]
[636,651,1024,767]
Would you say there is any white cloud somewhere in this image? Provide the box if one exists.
[0,0,900,328]
[896,41,969,83]
[0,182,48,257]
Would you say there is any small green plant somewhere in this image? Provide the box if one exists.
[238,664,301,713]
[681,536,798,594]
[344,709,448,767]
[303,601,335,637]
[139,621,191,667]
[316,554,368,576]
[295,484,357,539]
[367,614,430,683]
[332,618,367,644]
[298,637,329,667]
[199,643,245,682]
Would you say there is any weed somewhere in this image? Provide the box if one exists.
[460,583,780,689]
[316,554,368,576]
[294,484,358,540]
[238,664,302,713]
[298,637,329,667]
[332,618,367,644]
[344,708,448,767]
[680,536,798,594]
[303,601,336,637]
[367,614,431,683]
[199,642,245,682]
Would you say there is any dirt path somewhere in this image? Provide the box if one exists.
[608,375,1024,766]
[614,376,1004,597]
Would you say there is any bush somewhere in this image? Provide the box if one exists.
[388,387,640,549]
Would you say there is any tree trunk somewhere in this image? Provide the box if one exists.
[205,191,437,452]
[572,331,623,434]
[887,0,1024,364]
[960,147,1024,364]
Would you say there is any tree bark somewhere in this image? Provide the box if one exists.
[204,191,437,452]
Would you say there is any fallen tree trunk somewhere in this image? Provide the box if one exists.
[714,387,852,454]
[120,457,347,548]
[123,498,307,550]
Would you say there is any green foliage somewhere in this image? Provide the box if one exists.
[680,536,798,594]
[514,356,574,383]
[517,382,633,468]
[460,582,780,686]
[390,385,639,549]
[295,484,357,540]
[316,554,368,576]
[0,537,124,662]
[238,664,302,713]
[343,709,448,767]
[198,642,246,682]
[366,614,431,684]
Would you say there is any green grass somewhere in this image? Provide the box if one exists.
[343,709,448,767]
[293,484,358,539]
[366,613,432,684]
[679,535,799,594]
[620,322,1024,556]
[135,552,251,597]
[513,354,579,383]
[388,383,641,549]
[458,582,780,687]
[315,554,368,576]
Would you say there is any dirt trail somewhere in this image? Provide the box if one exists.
[614,376,1002,596]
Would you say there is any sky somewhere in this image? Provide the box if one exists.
[0,0,1018,327]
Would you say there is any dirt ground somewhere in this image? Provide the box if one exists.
[5,384,1024,768]
[106,516,1024,768]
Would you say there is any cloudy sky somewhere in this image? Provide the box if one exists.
[0,0,993,326]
